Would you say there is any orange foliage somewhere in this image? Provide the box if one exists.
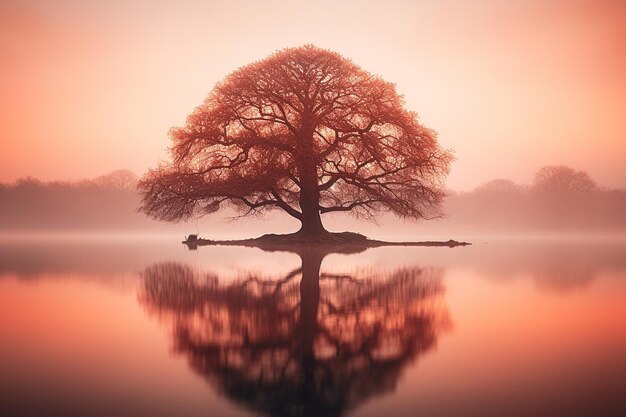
[139,45,452,235]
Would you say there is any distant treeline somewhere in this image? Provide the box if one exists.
[438,165,626,234]
[1,166,625,234]
[0,170,157,231]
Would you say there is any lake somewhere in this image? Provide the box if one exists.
[1,236,625,417]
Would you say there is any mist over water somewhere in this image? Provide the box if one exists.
[1,237,625,417]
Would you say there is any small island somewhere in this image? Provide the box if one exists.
[183,231,470,253]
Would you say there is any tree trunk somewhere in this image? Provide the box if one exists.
[296,120,327,238]
[299,196,326,237]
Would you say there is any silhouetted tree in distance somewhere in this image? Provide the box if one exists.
[139,253,449,417]
[93,169,138,190]
[474,178,525,195]
[531,165,596,195]
[139,45,452,238]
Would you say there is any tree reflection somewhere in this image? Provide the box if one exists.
[139,250,449,417]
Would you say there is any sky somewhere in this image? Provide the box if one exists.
[0,0,624,191]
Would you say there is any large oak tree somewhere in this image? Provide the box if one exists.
[139,45,452,237]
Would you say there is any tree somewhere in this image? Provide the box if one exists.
[531,165,596,195]
[93,169,138,190]
[139,45,452,238]
[473,179,523,196]
[139,252,449,417]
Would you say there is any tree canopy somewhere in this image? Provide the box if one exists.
[139,45,452,236]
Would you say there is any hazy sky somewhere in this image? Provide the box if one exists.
[1,0,624,190]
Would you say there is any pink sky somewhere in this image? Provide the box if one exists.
[1,0,624,190]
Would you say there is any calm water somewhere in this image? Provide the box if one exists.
[1,237,625,417]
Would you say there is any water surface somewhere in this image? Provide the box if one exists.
[1,237,625,417]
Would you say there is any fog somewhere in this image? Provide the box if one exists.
[1,167,625,240]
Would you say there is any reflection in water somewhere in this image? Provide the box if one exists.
[1,240,625,417]
[455,240,626,293]
[139,250,450,417]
